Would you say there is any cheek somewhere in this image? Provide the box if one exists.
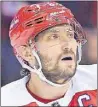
[39,43,62,58]
[73,47,77,56]
[38,46,62,68]
[71,41,78,54]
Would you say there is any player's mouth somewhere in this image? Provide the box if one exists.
[61,56,73,62]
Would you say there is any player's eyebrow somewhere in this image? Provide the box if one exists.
[34,28,59,42]
[35,25,74,41]
[47,28,60,33]
[40,28,60,35]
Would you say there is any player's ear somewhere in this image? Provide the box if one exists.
[16,45,36,66]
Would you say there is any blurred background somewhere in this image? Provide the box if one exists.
[1,1,97,86]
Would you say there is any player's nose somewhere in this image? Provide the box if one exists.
[61,39,71,51]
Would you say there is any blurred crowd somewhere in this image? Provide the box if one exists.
[1,1,97,86]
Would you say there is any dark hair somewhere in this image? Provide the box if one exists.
[20,68,30,77]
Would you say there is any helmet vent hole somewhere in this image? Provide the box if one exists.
[36,21,43,24]
[26,23,33,27]
[34,17,44,24]
[27,9,33,12]
[24,17,45,28]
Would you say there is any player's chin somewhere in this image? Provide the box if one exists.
[62,67,76,78]
[55,69,76,85]
[59,64,75,73]
[56,75,73,85]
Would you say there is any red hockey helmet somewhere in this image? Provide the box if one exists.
[9,2,87,49]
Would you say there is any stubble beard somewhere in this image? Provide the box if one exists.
[42,62,77,84]
[38,52,77,85]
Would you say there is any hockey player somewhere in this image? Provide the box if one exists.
[1,2,97,106]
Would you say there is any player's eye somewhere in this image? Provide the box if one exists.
[68,33,74,38]
[49,34,59,40]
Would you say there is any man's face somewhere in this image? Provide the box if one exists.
[35,24,78,84]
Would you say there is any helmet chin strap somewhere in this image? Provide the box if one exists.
[16,43,82,87]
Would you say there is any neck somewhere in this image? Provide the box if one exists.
[27,73,72,100]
